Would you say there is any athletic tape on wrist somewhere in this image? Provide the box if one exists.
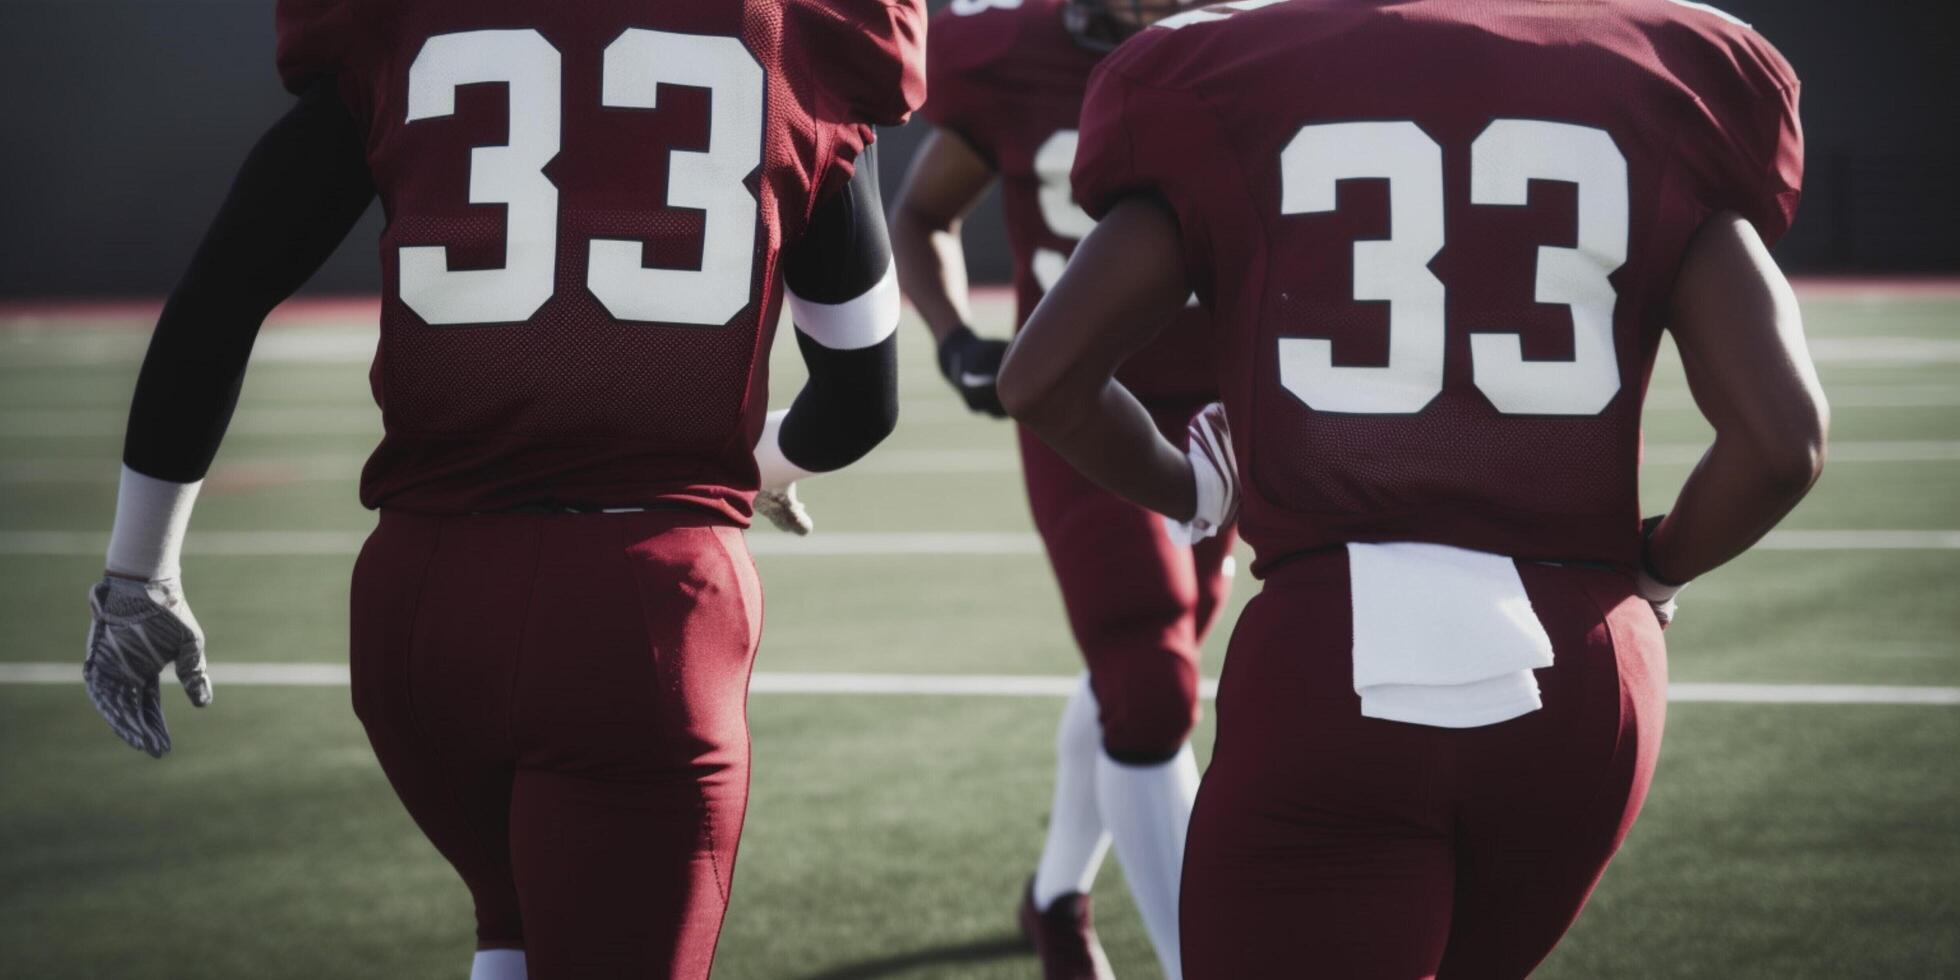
[106,466,202,581]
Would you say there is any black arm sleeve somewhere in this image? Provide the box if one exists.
[122,79,375,482]
[775,143,900,473]
[783,144,890,303]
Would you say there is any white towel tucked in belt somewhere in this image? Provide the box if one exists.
[1348,542,1555,729]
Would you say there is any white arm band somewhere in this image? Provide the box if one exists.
[106,465,202,581]
[754,410,818,491]
[785,261,900,351]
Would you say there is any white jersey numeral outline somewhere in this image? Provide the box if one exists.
[1276,118,1630,417]
[399,28,764,328]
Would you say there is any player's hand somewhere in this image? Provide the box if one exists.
[1165,402,1239,545]
[1635,570,1681,628]
[755,483,813,536]
[1636,514,1684,628]
[84,575,211,758]
[937,326,1009,418]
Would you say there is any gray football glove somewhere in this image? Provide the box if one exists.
[84,576,211,757]
[754,484,813,536]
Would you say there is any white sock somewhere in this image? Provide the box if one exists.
[1032,675,1113,909]
[470,949,526,980]
[1097,743,1199,980]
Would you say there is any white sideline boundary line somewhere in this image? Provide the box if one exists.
[2,662,1955,705]
[5,529,1960,558]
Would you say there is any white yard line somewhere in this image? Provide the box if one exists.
[5,528,1960,558]
[0,455,371,483]
[0,530,371,556]
[6,440,1960,485]
[1642,440,1960,465]
[5,384,1959,441]
[1754,530,1960,550]
[0,449,1023,483]
[2,662,1955,705]
[1805,337,1960,364]
[0,407,380,437]
[1662,683,1960,705]
[1647,385,1960,410]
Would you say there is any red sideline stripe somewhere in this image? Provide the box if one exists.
[1,277,1955,327]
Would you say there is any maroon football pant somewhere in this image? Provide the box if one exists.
[1017,404,1237,763]
[1181,551,1666,979]
[350,510,763,979]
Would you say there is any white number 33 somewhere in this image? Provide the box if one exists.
[399,29,763,328]
[1277,119,1629,417]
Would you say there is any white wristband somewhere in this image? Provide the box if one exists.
[753,410,817,492]
[106,465,202,581]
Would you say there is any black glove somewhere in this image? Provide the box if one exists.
[937,326,1009,418]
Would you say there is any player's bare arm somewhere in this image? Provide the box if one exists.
[88,79,374,757]
[892,129,993,343]
[998,195,1195,520]
[1644,210,1829,593]
[753,144,904,534]
[892,128,1011,416]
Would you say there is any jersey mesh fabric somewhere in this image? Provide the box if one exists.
[921,0,1215,403]
[1072,0,1801,575]
[275,0,923,520]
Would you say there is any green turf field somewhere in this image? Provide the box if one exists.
[3,289,1957,978]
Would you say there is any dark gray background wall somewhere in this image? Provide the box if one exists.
[1,0,1954,298]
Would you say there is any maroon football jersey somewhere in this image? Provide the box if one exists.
[275,0,925,520]
[1073,0,1802,576]
[921,0,1214,402]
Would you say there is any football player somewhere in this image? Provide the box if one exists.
[891,1,1228,976]
[999,0,1825,975]
[81,1,923,976]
